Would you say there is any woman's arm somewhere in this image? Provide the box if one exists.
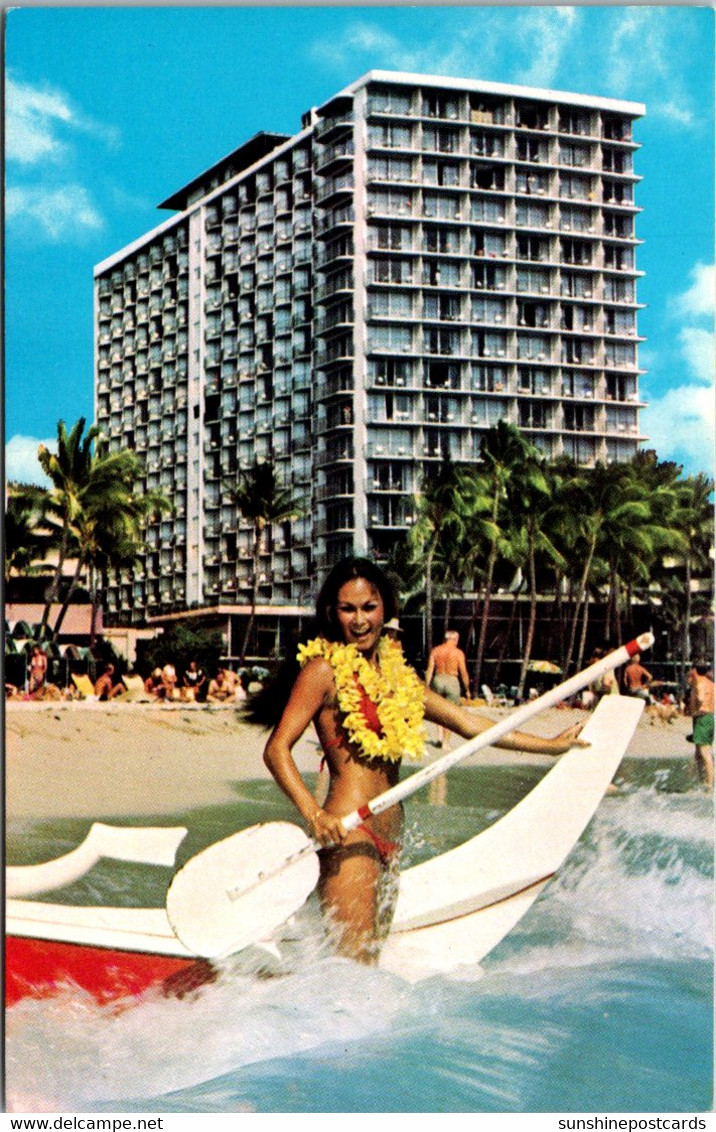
[424,688,586,755]
[263,658,347,844]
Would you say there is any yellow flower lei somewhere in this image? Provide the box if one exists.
[297,637,425,762]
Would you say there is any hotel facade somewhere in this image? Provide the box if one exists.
[94,70,646,634]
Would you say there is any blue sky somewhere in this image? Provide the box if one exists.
[5,4,715,483]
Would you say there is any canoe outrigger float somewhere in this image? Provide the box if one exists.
[6,641,650,1007]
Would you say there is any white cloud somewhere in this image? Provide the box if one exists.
[671,263,715,320]
[514,7,580,89]
[678,327,715,385]
[6,436,56,486]
[6,184,104,240]
[642,385,715,477]
[7,74,119,166]
[308,8,580,85]
[606,8,696,126]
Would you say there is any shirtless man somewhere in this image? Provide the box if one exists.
[687,661,714,791]
[425,630,471,747]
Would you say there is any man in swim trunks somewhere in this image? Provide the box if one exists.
[425,630,471,747]
[263,558,586,966]
[687,661,714,791]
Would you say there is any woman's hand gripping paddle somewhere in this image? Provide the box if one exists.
[166,633,653,958]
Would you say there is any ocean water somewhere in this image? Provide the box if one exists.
[6,757,713,1114]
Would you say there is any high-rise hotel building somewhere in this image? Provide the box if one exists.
[94,70,646,628]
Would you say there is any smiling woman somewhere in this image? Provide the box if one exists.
[262,556,587,964]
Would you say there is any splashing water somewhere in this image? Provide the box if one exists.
[7,772,713,1113]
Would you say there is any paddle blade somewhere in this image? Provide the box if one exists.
[165,822,319,958]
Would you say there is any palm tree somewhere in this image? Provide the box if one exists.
[409,458,470,655]
[471,422,534,691]
[48,443,169,641]
[4,485,54,583]
[232,460,304,663]
[505,454,565,701]
[670,471,714,680]
[37,419,100,635]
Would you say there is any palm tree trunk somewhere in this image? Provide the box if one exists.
[240,521,262,664]
[516,537,537,701]
[576,590,591,672]
[39,525,70,636]
[564,536,596,675]
[425,540,436,656]
[50,554,85,641]
[473,546,497,692]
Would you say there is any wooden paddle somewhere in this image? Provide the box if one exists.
[166,632,653,958]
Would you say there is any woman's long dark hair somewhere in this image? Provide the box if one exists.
[245,557,398,728]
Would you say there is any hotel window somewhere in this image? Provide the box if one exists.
[604,341,635,368]
[426,361,461,389]
[468,397,503,426]
[560,206,594,233]
[605,308,635,335]
[603,180,633,205]
[516,137,548,164]
[517,334,550,361]
[516,266,551,294]
[604,246,634,271]
[563,404,594,432]
[470,131,503,158]
[371,324,413,351]
[369,88,412,116]
[602,148,632,174]
[473,330,506,358]
[423,159,460,187]
[564,435,597,463]
[369,123,413,149]
[369,289,413,318]
[423,260,461,287]
[519,401,549,429]
[517,235,549,262]
[372,462,409,492]
[422,93,460,120]
[370,156,413,182]
[471,296,506,324]
[423,126,460,154]
[426,328,461,355]
[425,293,462,321]
[515,201,550,228]
[559,142,592,168]
[471,197,506,223]
[561,238,592,266]
[558,109,592,136]
[372,257,413,284]
[518,367,552,395]
[603,213,633,238]
[473,263,507,290]
[561,271,594,299]
[425,395,459,424]
[369,358,413,386]
[424,226,461,253]
[562,371,594,398]
[369,189,414,216]
[471,163,505,191]
[423,192,463,221]
[373,223,412,251]
[515,169,549,196]
[517,300,550,328]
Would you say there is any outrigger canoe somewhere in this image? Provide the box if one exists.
[6,696,644,1006]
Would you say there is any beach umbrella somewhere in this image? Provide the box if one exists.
[527,660,562,674]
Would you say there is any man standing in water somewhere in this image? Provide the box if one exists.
[687,661,714,791]
[425,630,471,747]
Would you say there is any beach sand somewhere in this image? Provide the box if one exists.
[6,700,694,821]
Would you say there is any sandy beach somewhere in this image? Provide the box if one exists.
[6,699,695,821]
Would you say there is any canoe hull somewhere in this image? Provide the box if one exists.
[6,697,644,1004]
[5,934,215,1008]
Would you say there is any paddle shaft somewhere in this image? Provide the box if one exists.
[340,632,654,833]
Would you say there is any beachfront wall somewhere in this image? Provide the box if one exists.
[94,69,645,632]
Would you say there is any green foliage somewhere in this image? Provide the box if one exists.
[138,620,224,679]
